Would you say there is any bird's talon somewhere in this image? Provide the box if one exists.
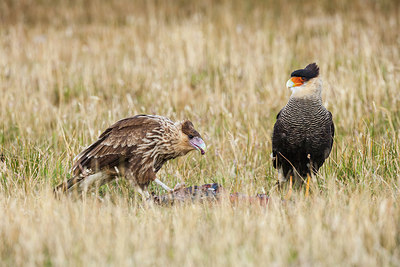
[173,182,186,192]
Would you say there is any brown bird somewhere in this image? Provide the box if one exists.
[56,115,206,198]
[272,63,334,195]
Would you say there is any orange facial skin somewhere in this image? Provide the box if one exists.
[289,77,305,87]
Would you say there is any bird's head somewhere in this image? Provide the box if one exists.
[177,120,206,155]
[286,63,322,98]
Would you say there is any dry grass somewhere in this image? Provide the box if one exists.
[1,0,400,266]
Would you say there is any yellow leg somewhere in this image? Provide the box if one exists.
[284,176,293,200]
[305,174,311,197]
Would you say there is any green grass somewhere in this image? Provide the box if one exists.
[0,0,400,266]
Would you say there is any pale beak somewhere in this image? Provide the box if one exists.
[286,78,295,88]
[189,137,206,155]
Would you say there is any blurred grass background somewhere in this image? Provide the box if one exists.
[0,0,399,266]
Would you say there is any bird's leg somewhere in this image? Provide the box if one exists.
[305,174,311,197]
[154,178,185,193]
[154,178,173,192]
[284,175,293,200]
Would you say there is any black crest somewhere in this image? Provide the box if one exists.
[290,63,319,80]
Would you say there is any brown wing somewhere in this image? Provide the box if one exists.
[71,115,163,176]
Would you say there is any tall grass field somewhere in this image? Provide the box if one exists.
[0,0,399,265]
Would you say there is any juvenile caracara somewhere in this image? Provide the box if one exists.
[272,63,334,193]
[56,115,206,198]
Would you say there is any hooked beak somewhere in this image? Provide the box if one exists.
[189,137,206,155]
[286,77,304,88]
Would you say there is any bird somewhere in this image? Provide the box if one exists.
[55,114,206,199]
[272,63,334,195]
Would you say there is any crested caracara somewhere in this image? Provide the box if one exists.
[272,63,334,192]
[56,115,206,198]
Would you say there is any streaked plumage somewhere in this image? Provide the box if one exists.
[56,115,206,195]
[272,63,334,186]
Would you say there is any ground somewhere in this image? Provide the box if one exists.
[0,0,399,266]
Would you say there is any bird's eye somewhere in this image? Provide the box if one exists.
[188,134,194,139]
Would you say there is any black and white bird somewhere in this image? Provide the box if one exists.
[272,63,334,192]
